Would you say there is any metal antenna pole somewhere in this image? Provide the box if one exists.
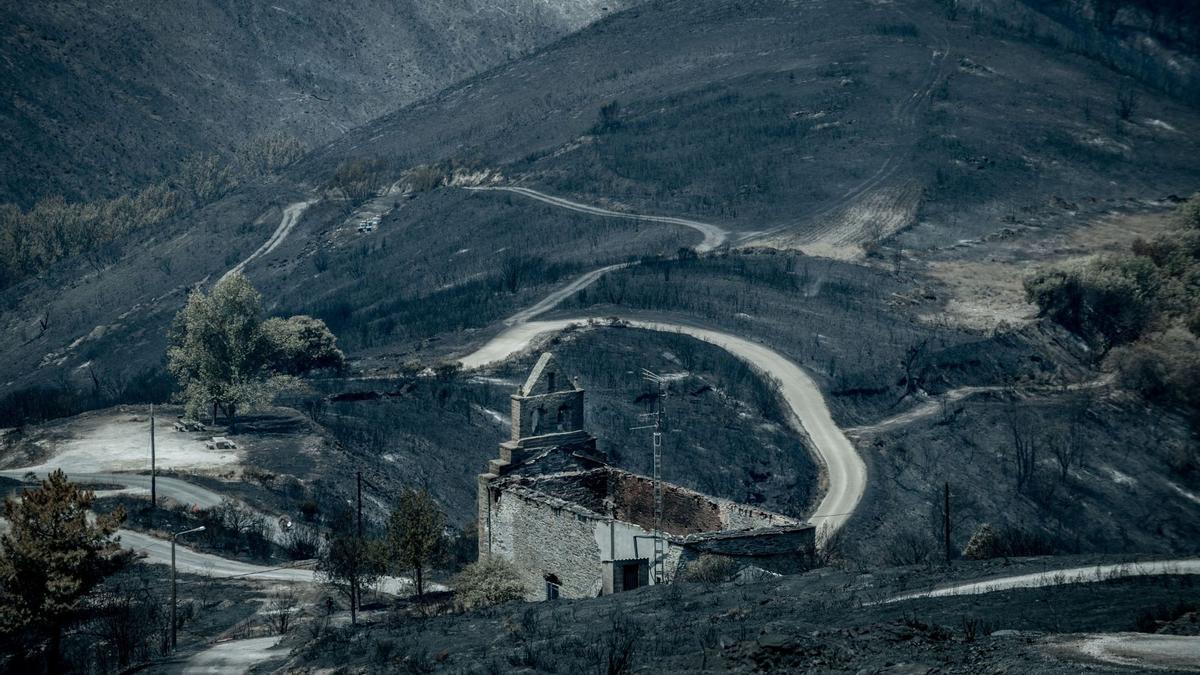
[150,403,156,507]
[640,368,667,584]
[652,404,665,584]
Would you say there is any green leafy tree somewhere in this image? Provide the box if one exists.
[168,273,278,426]
[0,470,127,670]
[386,488,446,598]
[167,273,342,428]
[1174,192,1200,230]
[316,519,384,626]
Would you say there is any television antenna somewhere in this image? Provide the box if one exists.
[632,368,668,584]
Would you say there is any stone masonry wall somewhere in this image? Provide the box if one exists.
[511,390,585,441]
[489,486,604,600]
[678,527,816,576]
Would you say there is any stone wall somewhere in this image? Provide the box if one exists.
[511,389,585,441]
[488,484,605,600]
[677,526,816,576]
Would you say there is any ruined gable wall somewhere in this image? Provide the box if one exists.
[614,473,723,535]
[511,390,585,441]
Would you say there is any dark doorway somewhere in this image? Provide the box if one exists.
[622,563,640,591]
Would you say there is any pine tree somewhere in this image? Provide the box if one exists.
[0,470,127,669]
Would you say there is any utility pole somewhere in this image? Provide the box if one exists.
[943,481,952,564]
[171,525,205,650]
[150,403,156,507]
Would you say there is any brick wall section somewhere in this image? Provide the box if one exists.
[716,501,800,530]
[613,474,723,535]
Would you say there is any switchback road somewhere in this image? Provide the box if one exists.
[464,185,728,252]
[459,316,865,541]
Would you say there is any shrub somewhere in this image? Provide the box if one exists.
[1134,600,1196,633]
[961,522,1057,560]
[960,523,998,560]
[1115,89,1139,121]
[300,500,320,522]
[882,527,937,566]
[1175,193,1200,230]
[1024,254,1159,348]
[681,554,737,583]
[1110,329,1200,409]
[284,526,321,560]
[453,557,526,610]
[328,158,390,203]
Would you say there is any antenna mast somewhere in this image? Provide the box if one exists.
[639,368,667,584]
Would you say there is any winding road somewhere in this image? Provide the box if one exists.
[503,262,632,327]
[885,559,1200,603]
[2,470,224,509]
[464,185,729,252]
[168,636,287,675]
[119,528,430,593]
[460,316,865,540]
[118,529,318,583]
[1071,633,1200,672]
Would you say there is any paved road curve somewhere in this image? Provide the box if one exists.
[464,185,729,252]
[885,558,1200,603]
[118,529,319,582]
[120,528,430,593]
[459,317,865,541]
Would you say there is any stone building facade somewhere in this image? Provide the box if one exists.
[478,353,816,601]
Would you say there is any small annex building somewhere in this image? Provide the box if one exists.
[477,353,816,601]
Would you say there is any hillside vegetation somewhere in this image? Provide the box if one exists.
[1027,194,1200,432]
[961,0,1200,104]
[0,135,304,289]
[4,0,1200,423]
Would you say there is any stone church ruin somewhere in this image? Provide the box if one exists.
[478,353,815,600]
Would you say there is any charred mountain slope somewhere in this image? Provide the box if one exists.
[0,0,629,206]
[3,0,1199,409]
[961,0,1200,103]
